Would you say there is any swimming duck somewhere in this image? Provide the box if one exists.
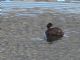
[45,23,64,43]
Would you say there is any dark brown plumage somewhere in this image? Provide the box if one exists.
[45,23,64,43]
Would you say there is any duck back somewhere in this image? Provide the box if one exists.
[45,27,64,42]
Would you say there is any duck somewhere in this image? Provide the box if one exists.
[45,23,64,43]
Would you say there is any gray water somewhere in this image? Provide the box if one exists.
[0,2,80,60]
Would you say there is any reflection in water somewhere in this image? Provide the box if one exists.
[1,0,11,1]
[58,0,65,1]
[1,2,80,13]
[5,0,11,2]
[0,0,5,1]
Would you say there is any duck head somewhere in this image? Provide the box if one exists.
[47,23,53,29]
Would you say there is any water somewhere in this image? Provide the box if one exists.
[0,2,80,60]
[6,0,10,1]
[1,1,80,13]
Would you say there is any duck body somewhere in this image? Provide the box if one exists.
[45,23,64,43]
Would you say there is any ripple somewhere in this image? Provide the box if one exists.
[64,29,80,38]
